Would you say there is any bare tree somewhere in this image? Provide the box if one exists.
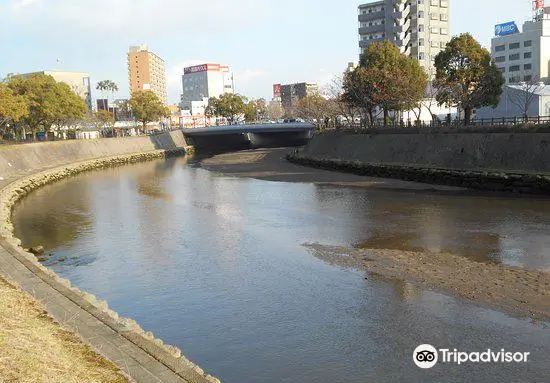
[507,75,545,122]
[321,75,359,127]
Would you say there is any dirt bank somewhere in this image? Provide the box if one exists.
[199,148,466,192]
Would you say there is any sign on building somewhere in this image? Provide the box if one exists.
[495,21,519,37]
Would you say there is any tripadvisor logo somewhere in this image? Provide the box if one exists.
[413,344,530,369]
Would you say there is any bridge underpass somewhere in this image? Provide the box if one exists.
[180,123,316,152]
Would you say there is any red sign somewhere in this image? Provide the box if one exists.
[273,84,281,98]
[534,0,544,10]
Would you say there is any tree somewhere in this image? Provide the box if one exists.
[95,109,115,129]
[8,74,87,138]
[0,82,29,133]
[243,98,267,122]
[507,76,545,122]
[295,94,328,122]
[322,75,359,127]
[343,41,427,127]
[129,90,169,132]
[96,80,118,96]
[207,93,246,124]
[359,40,427,122]
[266,101,284,121]
[434,33,505,125]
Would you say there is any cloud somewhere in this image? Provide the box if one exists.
[12,0,38,8]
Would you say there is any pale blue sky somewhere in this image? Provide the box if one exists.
[0,0,532,104]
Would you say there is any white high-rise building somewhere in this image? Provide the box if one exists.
[358,0,451,77]
[180,63,234,113]
[490,7,550,85]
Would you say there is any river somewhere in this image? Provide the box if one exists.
[12,152,550,382]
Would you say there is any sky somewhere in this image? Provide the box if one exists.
[0,0,533,105]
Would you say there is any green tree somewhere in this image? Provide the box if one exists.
[434,33,505,125]
[207,93,246,124]
[0,83,29,131]
[343,41,427,126]
[129,90,169,131]
[8,74,87,138]
[360,40,427,122]
[243,98,267,122]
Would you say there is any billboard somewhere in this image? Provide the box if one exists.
[494,21,519,37]
[273,84,281,98]
[534,0,544,10]
[184,64,208,74]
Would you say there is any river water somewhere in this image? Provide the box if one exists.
[12,155,550,382]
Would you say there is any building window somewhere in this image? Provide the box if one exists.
[524,40,532,47]
[440,13,448,21]
[498,67,505,72]
[431,27,439,33]
[495,45,505,52]
[509,53,520,61]
[524,75,533,82]
[440,28,448,34]
[509,65,520,72]
[418,11,424,18]
[418,38,424,46]
[524,63,532,70]
[524,52,532,59]
[509,42,520,49]
[495,56,505,63]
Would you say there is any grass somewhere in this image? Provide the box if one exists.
[0,276,128,383]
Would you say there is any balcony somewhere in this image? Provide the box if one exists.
[358,11,385,22]
[359,24,385,35]
[359,38,383,48]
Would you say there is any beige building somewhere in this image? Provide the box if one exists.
[17,70,92,110]
[127,44,167,104]
[358,0,451,77]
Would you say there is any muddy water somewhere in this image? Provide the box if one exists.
[12,156,550,382]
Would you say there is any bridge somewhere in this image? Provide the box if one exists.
[180,123,316,151]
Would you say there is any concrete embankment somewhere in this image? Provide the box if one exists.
[0,131,220,383]
[288,130,550,193]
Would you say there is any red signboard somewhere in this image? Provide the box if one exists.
[534,0,544,10]
[273,84,281,98]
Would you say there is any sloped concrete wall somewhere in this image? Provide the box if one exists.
[0,130,188,180]
[299,131,550,173]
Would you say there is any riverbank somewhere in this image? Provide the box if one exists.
[0,134,219,383]
[287,130,550,194]
[199,148,466,192]
[200,148,550,322]
[0,275,127,383]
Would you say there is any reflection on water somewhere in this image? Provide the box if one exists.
[12,157,550,382]
[355,231,503,264]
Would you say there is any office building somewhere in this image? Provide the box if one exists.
[17,70,92,110]
[180,63,234,113]
[127,44,167,104]
[280,82,318,112]
[491,6,550,84]
[358,0,451,77]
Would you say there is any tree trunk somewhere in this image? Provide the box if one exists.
[464,107,472,126]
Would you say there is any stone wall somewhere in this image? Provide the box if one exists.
[289,131,550,193]
[298,130,550,173]
[0,130,189,181]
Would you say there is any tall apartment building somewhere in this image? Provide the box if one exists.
[17,70,92,110]
[127,45,167,104]
[491,7,550,85]
[180,63,234,113]
[358,0,451,77]
[280,82,318,112]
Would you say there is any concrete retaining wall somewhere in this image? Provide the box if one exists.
[299,131,550,173]
[290,131,550,194]
[0,130,189,181]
